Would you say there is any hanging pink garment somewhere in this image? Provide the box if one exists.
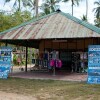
[58,60,62,68]
[55,60,59,68]
[50,59,55,67]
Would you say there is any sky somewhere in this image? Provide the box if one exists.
[0,0,97,24]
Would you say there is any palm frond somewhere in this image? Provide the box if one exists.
[63,0,69,2]
[13,0,17,8]
[5,0,11,2]
[94,1,100,5]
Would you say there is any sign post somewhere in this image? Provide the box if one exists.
[88,45,100,84]
[0,46,12,79]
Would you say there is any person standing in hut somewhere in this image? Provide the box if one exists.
[17,55,21,70]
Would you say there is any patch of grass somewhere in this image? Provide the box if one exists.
[0,78,100,100]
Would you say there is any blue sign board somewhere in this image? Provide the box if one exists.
[88,45,100,84]
[0,46,12,79]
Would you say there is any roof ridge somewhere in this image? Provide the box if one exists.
[60,12,100,34]
[0,12,57,35]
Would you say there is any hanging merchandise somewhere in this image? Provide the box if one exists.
[71,52,80,72]
[84,52,87,59]
[51,50,59,60]
[81,62,84,68]
[80,53,84,60]
[43,60,48,68]
[48,60,52,69]
[44,50,49,60]
[55,60,59,68]
[44,53,48,60]
[52,50,57,60]
[55,59,62,68]
[49,53,52,60]
[50,59,55,67]
[58,60,62,68]
[50,59,62,68]
[39,59,42,67]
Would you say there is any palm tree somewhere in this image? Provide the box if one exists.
[94,18,100,27]
[41,0,61,15]
[93,0,100,19]
[86,0,88,20]
[5,0,38,17]
[22,0,38,17]
[63,0,83,16]
[81,14,87,21]
[36,0,39,17]
[93,0,100,27]
[81,0,88,22]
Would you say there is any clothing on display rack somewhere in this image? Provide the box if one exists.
[50,59,55,67]
[44,50,49,60]
[56,60,62,68]
[50,59,62,68]
[51,50,59,60]
[71,52,80,72]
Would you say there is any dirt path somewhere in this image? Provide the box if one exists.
[0,91,37,100]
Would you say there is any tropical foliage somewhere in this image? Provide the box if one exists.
[93,0,100,19]
[81,14,87,21]
[41,0,61,14]
[0,10,32,32]
[93,0,100,27]
[5,0,39,16]
[22,0,38,16]
[1,0,100,31]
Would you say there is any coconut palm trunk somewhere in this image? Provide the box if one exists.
[71,0,74,16]
[86,0,88,20]
[36,0,39,17]
[17,0,21,11]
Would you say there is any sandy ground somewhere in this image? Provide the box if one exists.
[0,91,37,100]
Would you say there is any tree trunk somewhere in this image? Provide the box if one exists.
[18,0,21,11]
[36,0,38,18]
[86,0,88,19]
[71,0,74,16]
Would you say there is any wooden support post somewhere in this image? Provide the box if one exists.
[84,39,85,51]
[76,39,77,51]
[25,46,28,72]
[5,40,8,46]
[53,65,56,76]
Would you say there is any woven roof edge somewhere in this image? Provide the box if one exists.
[0,12,57,35]
[60,12,100,34]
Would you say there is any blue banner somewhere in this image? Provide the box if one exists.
[0,46,12,79]
[88,45,100,84]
